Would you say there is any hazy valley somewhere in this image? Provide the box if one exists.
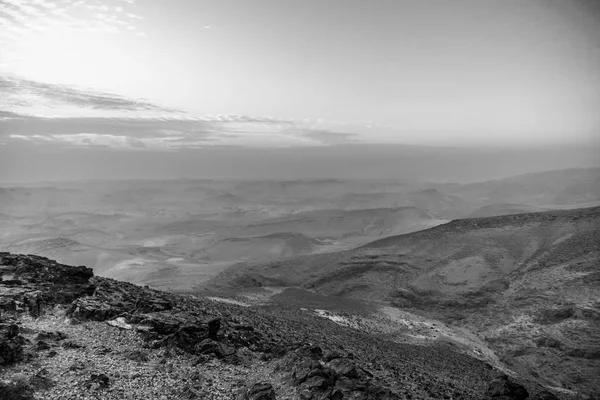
[1,168,598,291]
[2,167,599,398]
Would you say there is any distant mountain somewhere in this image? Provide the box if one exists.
[209,206,600,393]
[404,188,468,219]
[443,168,600,208]
[228,206,446,245]
[466,203,549,218]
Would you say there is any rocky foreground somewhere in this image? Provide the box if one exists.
[0,253,572,399]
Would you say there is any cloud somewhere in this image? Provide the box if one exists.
[0,75,362,149]
[0,0,145,69]
[0,76,180,113]
[0,111,361,149]
[290,129,359,145]
[0,0,143,34]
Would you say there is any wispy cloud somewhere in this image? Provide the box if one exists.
[0,111,361,149]
[0,0,144,72]
[0,75,180,113]
[0,73,362,149]
[0,0,144,38]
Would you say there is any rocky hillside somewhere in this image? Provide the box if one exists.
[0,253,567,399]
[208,206,600,396]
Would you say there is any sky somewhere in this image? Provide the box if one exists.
[0,0,599,181]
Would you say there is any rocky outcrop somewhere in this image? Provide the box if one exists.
[0,253,95,317]
[286,345,397,400]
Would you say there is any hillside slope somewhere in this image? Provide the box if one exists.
[0,253,566,400]
[209,206,600,395]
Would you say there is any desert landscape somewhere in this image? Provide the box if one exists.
[2,0,600,398]
[2,169,599,398]
[1,168,598,290]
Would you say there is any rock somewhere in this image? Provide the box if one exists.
[240,382,277,400]
[34,340,51,351]
[292,357,321,385]
[68,360,87,371]
[530,391,559,400]
[0,324,24,365]
[177,386,200,399]
[197,338,224,358]
[107,317,133,330]
[484,374,529,400]
[28,368,55,390]
[0,381,35,400]
[34,330,66,342]
[328,358,359,378]
[61,340,83,349]
[86,373,110,390]
[208,317,220,339]
[122,349,149,362]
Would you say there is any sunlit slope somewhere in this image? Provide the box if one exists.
[210,206,599,301]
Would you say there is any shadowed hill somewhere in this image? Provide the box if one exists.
[208,206,600,394]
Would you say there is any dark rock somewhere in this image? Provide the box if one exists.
[123,349,149,362]
[484,374,529,400]
[29,368,54,390]
[35,330,66,342]
[197,338,224,358]
[530,391,559,400]
[295,344,323,359]
[34,340,51,351]
[241,382,277,400]
[233,323,254,331]
[177,386,200,399]
[0,324,24,365]
[69,360,87,371]
[292,357,321,385]
[323,350,348,362]
[4,323,19,338]
[328,358,359,378]
[61,340,83,349]
[208,317,220,339]
[0,381,35,400]
[86,373,110,390]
